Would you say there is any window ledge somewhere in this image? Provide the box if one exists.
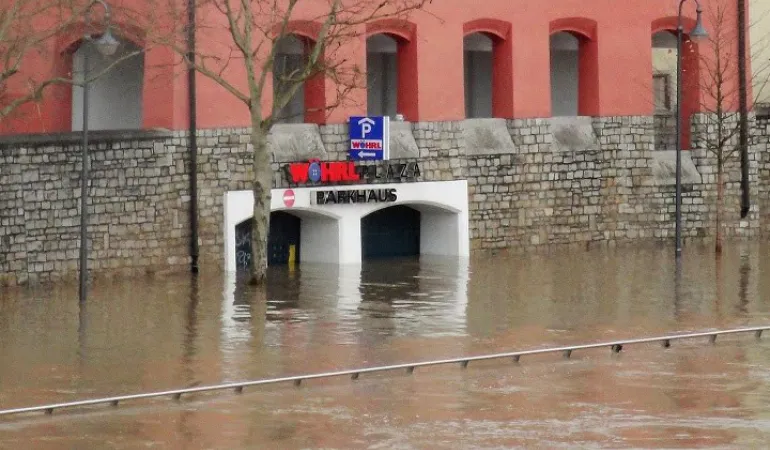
[462,118,515,155]
[650,150,703,185]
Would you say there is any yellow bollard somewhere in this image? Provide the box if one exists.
[288,244,296,272]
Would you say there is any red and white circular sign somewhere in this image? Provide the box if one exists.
[283,189,295,207]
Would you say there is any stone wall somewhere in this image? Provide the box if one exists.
[0,130,238,285]
[654,112,677,150]
[0,115,767,286]
[753,115,770,236]
[689,113,760,237]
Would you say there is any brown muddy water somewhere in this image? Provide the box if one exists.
[2,242,770,449]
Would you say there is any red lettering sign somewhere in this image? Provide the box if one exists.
[286,160,361,185]
[346,162,360,181]
[289,162,309,183]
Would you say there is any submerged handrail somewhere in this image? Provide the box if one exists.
[1,325,768,418]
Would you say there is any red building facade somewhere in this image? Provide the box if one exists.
[1,0,747,150]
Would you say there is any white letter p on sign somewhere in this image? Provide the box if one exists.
[358,117,375,138]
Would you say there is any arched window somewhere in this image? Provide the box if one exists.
[652,31,677,150]
[273,35,306,124]
[272,32,327,124]
[652,31,677,112]
[365,20,419,121]
[651,26,700,150]
[548,19,599,117]
[366,34,399,117]
[549,32,580,117]
[462,19,513,119]
[463,33,494,118]
[71,36,144,131]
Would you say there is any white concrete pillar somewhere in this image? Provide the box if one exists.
[337,213,362,264]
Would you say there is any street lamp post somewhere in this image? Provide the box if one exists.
[674,0,708,258]
[78,0,120,303]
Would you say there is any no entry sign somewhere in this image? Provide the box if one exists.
[283,189,295,207]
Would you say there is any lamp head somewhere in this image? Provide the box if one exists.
[94,28,120,56]
[690,9,708,41]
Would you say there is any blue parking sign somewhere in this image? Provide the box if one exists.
[348,116,390,160]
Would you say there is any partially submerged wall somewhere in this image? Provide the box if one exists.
[753,115,770,236]
[0,116,765,285]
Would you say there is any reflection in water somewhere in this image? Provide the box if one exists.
[674,256,683,321]
[738,247,752,315]
[182,276,199,386]
[357,256,469,340]
[77,295,88,365]
[1,243,770,447]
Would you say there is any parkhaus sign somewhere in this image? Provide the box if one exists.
[284,159,420,185]
[312,188,398,205]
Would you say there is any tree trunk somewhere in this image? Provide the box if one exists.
[715,158,724,255]
[249,124,272,285]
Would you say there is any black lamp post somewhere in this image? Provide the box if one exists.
[79,0,120,303]
[675,0,708,258]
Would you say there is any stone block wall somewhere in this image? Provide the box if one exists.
[753,115,770,236]
[0,130,256,285]
[689,113,760,237]
[654,112,677,150]
[1,115,768,285]
[1,132,188,285]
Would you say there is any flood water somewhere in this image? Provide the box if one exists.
[3,242,770,448]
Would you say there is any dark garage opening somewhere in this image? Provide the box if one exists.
[235,211,301,270]
[361,205,420,260]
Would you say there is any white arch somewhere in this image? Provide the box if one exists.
[362,200,462,218]
[224,180,469,271]
[271,206,341,220]
[226,191,343,271]
[361,200,466,258]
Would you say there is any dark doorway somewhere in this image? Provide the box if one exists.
[269,212,301,265]
[234,212,301,270]
[361,205,420,259]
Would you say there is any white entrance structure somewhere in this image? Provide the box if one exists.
[224,180,469,272]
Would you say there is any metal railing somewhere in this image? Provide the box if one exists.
[1,325,768,418]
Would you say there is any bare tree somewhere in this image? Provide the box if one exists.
[150,0,432,285]
[1,0,145,124]
[1,0,70,120]
[691,2,770,253]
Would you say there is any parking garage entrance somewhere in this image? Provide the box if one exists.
[234,211,301,269]
[225,176,470,272]
[361,205,421,259]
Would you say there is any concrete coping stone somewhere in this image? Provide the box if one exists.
[462,118,516,155]
[268,123,327,162]
[650,150,703,185]
[389,121,419,158]
[549,116,599,152]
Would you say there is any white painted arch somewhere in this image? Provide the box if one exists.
[224,180,470,272]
